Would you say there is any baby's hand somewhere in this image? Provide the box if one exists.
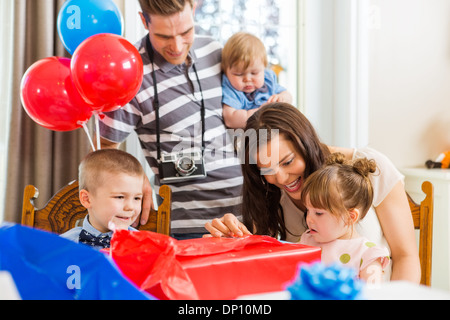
[266,93,285,103]
[265,91,293,105]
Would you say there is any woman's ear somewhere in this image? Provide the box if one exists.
[79,189,91,209]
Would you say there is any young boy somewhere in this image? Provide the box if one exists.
[221,32,292,129]
[60,149,145,250]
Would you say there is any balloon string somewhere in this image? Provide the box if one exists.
[94,113,101,151]
[82,122,96,152]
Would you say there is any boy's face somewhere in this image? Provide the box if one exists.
[80,172,144,233]
[226,59,266,94]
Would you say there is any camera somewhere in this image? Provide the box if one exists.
[159,151,207,184]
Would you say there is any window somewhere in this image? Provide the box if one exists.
[195,0,299,105]
[121,1,301,185]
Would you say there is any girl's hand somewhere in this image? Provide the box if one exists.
[204,213,253,238]
[360,260,383,285]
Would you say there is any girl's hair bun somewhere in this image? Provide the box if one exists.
[326,153,377,178]
[353,158,377,177]
[326,152,346,166]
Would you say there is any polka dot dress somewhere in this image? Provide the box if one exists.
[300,233,391,275]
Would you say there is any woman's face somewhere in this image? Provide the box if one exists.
[256,134,306,202]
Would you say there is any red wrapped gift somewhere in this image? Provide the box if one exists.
[110,230,321,300]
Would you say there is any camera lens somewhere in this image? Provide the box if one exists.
[175,156,197,176]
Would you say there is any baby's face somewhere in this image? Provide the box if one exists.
[85,172,144,233]
[226,59,265,94]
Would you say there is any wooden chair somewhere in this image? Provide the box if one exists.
[22,180,171,236]
[406,181,434,286]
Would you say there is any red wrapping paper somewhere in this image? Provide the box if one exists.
[110,230,321,300]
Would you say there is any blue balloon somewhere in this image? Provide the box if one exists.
[57,0,124,55]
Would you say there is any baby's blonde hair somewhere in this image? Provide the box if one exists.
[221,32,268,72]
[79,149,145,193]
[300,153,377,225]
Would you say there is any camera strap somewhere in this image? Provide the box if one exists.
[146,37,206,161]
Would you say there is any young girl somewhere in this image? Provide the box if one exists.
[221,32,292,129]
[299,153,390,283]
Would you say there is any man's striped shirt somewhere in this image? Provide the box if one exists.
[99,34,243,234]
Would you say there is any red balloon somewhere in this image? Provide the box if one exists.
[20,57,94,132]
[71,34,144,113]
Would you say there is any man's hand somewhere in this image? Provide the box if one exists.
[134,176,154,227]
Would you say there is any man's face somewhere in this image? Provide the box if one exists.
[141,3,196,65]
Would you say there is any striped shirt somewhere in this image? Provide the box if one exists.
[99,34,243,234]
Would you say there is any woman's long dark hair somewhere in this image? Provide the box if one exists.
[240,103,330,240]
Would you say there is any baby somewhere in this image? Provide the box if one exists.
[61,149,145,250]
[221,32,292,129]
[300,153,390,284]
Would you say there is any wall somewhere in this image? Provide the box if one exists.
[368,0,450,168]
[304,0,370,149]
[303,0,335,142]
[304,0,450,169]
[117,0,450,169]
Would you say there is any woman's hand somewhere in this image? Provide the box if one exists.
[204,213,253,238]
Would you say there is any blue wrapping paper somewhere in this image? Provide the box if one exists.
[286,263,365,300]
[0,224,153,300]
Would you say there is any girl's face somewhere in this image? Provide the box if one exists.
[256,134,306,203]
[226,59,266,94]
[304,196,353,243]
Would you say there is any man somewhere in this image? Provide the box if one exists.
[99,0,243,239]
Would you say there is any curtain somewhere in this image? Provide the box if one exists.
[4,0,92,223]
[0,1,14,222]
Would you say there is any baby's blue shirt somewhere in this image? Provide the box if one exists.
[222,69,286,111]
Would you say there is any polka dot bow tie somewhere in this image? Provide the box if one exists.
[79,230,111,249]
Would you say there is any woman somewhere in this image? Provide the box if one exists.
[205,103,420,283]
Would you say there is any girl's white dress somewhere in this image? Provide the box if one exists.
[300,232,391,277]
